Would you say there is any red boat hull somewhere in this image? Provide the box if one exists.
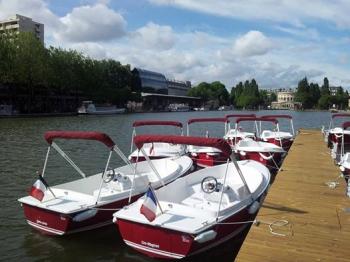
[116,194,266,259]
[264,138,293,151]
[191,152,228,168]
[328,133,350,148]
[21,196,140,235]
[236,151,283,172]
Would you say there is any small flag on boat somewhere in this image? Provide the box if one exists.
[140,186,158,222]
[29,175,48,201]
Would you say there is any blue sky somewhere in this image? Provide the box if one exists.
[1,0,350,90]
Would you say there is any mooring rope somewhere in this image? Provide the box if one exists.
[215,219,290,237]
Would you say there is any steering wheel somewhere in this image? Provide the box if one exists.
[201,176,218,193]
[103,169,115,183]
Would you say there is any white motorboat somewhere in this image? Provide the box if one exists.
[129,120,186,162]
[260,115,295,151]
[18,131,192,235]
[113,134,270,259]
[78,101,125,115]
[187,118,229,167]
[224,113,256,145]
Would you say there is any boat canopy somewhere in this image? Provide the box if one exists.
[133,135,232,157]
[187,118,228,125]
[261,114,292,120]
[332,113,350,119]
[44,131,115,148]
[132,120,183,128]
[235,117,278,124]
[225,113,256,119]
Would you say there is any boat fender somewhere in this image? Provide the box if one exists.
[248,201,260,214]
[194,230,217,243]
[239,151,246,156]
[73,209,98,222]
[112,216,117,223]
[340,165,345,172]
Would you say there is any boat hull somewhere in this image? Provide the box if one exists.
[191,152,228,168]
[236,151,283,172]
[116,193,265,259]
[21,196,139,235]
[264,138,293,151]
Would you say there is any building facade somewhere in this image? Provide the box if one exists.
[132,68,168,94]
[166,79,191,96]
[132,68,191,96]
[0,14,44,43]
[271,90,301,109]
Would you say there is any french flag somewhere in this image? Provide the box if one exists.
[29,175,47,201]
[140,187,158,222]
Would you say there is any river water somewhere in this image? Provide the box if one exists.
[0,110,333,261]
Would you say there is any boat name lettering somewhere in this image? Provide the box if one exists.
[36,219,47,226]
[141,241,159,249]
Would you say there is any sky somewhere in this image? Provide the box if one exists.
[1,0,350,90]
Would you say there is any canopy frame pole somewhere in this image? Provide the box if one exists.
[230,153,252,196]
[130,128,136,153]
[113,145,135,173]
[41,146,51,178]
[277,123,283,148]
[216,159,230,220]
[140,148,165,187]
[128,151,139,203]
[291,119,295,136]
[95,150,113,205]
[51,142,86,178]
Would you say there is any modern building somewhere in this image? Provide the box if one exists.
[270,90,301,109]
[132,68,192,96]
[167,79,191,96]
[131,68,199,111]
[0,14,44,43]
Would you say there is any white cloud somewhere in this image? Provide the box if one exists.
[129,22,177,51]
[149,0,350,28]
[54,4,126,43]
[232,31,273,57]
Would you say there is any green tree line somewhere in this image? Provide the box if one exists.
[188,79,275,109]
[0,32,134,113]
[295,77,349,109]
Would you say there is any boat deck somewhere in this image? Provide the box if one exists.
[236,129,350,261]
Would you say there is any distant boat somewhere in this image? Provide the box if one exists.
[78,101,125,115]
[168,103,190,112]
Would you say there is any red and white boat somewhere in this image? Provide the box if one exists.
[337,122,350,178]
[129,120,186,163]
[232,117,285,171]
[224,113,256,145]
[113,135,270,259]
[18,131,192,235]
[187,118,229,167]
[260,114,295,151]
[324,114,350,154]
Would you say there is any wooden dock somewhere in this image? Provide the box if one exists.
[236,129,350,262]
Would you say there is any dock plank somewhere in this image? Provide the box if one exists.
[236,129,350,261]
